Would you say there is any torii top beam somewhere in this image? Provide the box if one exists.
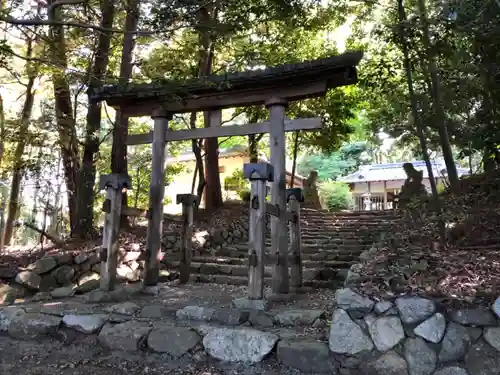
[90,51,363,117]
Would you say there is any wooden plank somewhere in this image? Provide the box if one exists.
[143,112,170,286]
[126,117,322,146]
[247,179,266,300]
[117,80,329,117]
[264,203,294,222]
[100,188,122,291]
[288,196,302,289]
[121,206,183,223]
[268,97,289,294]
[179,199,194,284]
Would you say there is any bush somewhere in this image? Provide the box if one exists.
[319,181,353,211]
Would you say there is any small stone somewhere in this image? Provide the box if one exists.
[273,309,325,326]
[176,306,215,321]
[212,308,249,325]
[329,308,374,355]
[15,271,41,290]
[73,252,89,265]
[312,318,326,328]
[248,311,274,327]
[98,321,152,351]
[395,297,435,324]
[8,313,61,340]
[104,302,140,316]
[29,257,58,274]
[232,297,268,311]
[439,322,471,362]
[62,314,107,333]
[335,288,374,315]
[492,297,500,319]
[449,308,497,326]
[414,313,446,344]
[434,367,468,375]
[368,316,405,352]
[31,292,52,302]
[202,327,278,363]
[83,288,130,303]
[147,326,201,357]
[50,285,76,298]
[277,340,335,373]
[375,301,394,315]
[0,306,25,331]
[365,351,409,375]
[51,265,75,285]
[404,337,436,375]
[483,327,500,351]
[138,305,170,319]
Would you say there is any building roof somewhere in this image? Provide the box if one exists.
[90,52,363,103]
[338,160,470,183]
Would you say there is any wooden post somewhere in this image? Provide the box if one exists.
[99,174,131,291]
[143,109,171,286]
[383,181,388,210]
[244,163,273,301]
[287,188,303,290]
[177,194,197,284]
[266,97,289,294]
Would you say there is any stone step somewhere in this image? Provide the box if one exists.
[208,250,361,263]
[191,273,344,289]
[188,256,355,268]
[230,244,368,254]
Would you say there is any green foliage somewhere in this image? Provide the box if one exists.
[224,168,249,195]
[318,180,353,212]
[298,141,371,181]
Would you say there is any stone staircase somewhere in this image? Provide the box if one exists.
[165,209,400,289]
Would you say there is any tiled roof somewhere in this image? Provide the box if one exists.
[339,160,470,183]
[90,52,363,101]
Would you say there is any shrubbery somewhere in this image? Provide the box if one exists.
[319,180,353,211]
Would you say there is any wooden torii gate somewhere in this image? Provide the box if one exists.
[92,51,363,297]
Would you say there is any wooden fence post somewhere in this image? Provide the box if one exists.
[143,109,171,286]
[287,188,304,290]
[244,163,274,301]
[99,174,131,291]
[177,193,197,284]
[266,97,289,295]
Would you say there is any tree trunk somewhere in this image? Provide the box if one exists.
[197,4,223,211]
[290,131,300,188]
[416,0,458,189]
[112,0,140,228]
[76,0,116,238]
[398,0,445,242]
[48,0,80,234]
[189,112,205,206]
[2,73,37,246]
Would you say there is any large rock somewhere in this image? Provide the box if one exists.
[329,308,374,354]
[375,301,395,315]
[176,306,215,321]
[62,314,107,333]
[404,337,436,375]
[73,252,88,265]
[395,297,435,324]
[466,340,500,375]
[414,313,446,344]
[483,327,500,352]
[139,305,170,319]
[277,340,335,373]
[492,297,500,319]
[39,274,59,292]
[8,313,61,340]
[29,257,58,275]
[0,264,19,279]
[273,309,324,326]
[0,284,26,305]
[98,321,152,351]
[434,367,468,375]
[368,316,405,352]
[147,326,201,357]
[335,288,374,315]
[449,308,497,326]
[365,351,409,375]
[212,308,249,325]
[203,327,278,363]
[50,285,75,298]
[0,306,25,331]
[123,251,142,263]
[232,297,268,311]
[75,279,100,294]
[15,271,41,290]
[104,302,140,316]
[51,265,75,285]
[439,322,471,362]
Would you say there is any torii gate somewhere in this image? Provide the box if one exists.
[91,51,363,299]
